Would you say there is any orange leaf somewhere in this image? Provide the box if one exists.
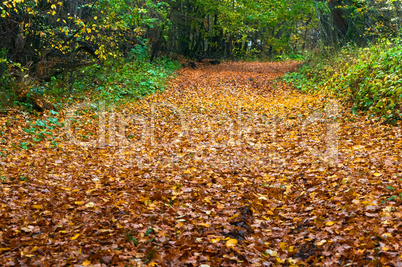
[226,239,238,248]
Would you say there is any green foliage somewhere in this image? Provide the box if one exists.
[125,230,140,246]
[24,112,62,144]
[275,52,305,61]
[19,142,30,150]
[284,38,402,123]
[0,49,22,110]
[45,43,179,105]
[95,48,179,103]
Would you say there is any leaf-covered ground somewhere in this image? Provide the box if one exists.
[1,61,402,266]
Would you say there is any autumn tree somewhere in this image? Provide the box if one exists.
[314,0,402,46]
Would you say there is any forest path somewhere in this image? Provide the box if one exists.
[1,61,401,265]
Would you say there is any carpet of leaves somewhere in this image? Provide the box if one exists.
[1,61,402,266]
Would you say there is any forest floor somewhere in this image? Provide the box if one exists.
[1,61,402,266]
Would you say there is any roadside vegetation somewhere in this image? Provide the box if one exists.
[0,42,180,112]
[285,37,402,123]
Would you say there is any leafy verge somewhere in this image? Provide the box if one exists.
[2,44,180,111]
[284,38,402,123]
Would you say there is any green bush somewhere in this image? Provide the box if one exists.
[44,43,180,106]
[284,38,402,123]
[0,49,22,111]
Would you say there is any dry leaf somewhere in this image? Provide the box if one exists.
[226,239,238,248]
[71,234,80,240]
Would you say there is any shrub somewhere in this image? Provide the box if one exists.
[44,43,180,105]
[284,38,402,123]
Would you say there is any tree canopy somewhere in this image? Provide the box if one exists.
[1,0,401,81]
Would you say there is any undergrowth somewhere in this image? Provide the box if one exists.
[284,38,402,123]
[1,43,180,112]
[46,44,180,107]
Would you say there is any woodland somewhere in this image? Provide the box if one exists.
[0,0,402,266]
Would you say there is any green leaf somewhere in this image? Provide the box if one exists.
[388,195,397,201]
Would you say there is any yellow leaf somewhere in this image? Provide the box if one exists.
[229,214,239,220]
[262,216,271,221]
[42,210,52,216]
[374,173,382,177]
[82,260,91,266]
[148,262,158,267]
[32,205,43,209]
[226,238,238,248]
[210,238,221,243]
[279,242,287,250]
[266,210,274,215]
[85,202,95,208]
[325,221,335,226]
[175,222,183,228]
[276,257,284,263]
[384,206,393,213]
[199,223,210,227]
[71,234,80,240]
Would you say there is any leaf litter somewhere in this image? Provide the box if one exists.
[0,61,402,266]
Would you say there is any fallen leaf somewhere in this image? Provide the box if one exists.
[85,202,95,208]
[226,239,238,248]
[71,234,80,240]
[266,249,278,257]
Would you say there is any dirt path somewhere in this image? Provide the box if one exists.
[1,61,402,266]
